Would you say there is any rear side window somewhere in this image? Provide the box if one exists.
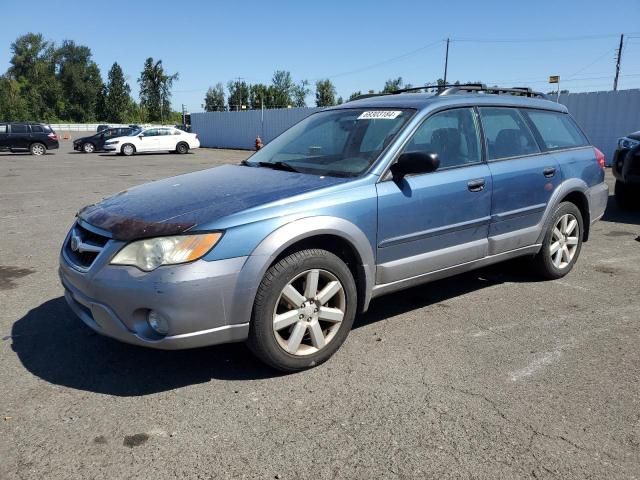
[30,125,44,133]
[522,110,589,150]
[0,125,7,134]
[11,124,28,134]
[479,108,540,160]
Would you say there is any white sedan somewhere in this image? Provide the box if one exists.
[104,127,200,156]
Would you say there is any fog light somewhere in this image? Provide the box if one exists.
[147,310,169,335]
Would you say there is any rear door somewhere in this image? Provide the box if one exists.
[8,123,30,149]
[157,128,175,150]
[479,107,560,255]
[376,107,492,284]
[138,128,161,151]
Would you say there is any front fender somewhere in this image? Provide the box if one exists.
[227,216,376,326]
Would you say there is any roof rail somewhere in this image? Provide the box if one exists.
[347,83,547,102]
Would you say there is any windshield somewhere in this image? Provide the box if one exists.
[129,128,142,136]
[246,108,414,177]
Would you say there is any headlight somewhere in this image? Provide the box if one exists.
[618,137,640,149]
[110,233,222,271]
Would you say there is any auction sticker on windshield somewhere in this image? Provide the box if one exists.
[357,111,402,120]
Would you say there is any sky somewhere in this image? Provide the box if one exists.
[1,0,639,113]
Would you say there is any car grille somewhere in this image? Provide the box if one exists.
[64,223,110,270]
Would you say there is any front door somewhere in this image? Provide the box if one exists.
[478,107,561,255]
[376,107,492,285]
[8,124,30,150]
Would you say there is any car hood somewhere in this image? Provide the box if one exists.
[78,164,350,241]
[627,131,640,141]
[74,134,98,143]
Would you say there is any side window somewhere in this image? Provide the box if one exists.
[159,128,172,136]
[479,108,540,160]
[143,129,158,137]
[11,124,28,134]
[30,125,44,133]
[401,108,481,169]
[0,125,7,134]
[522,110,588,150]
[103,129,114,138]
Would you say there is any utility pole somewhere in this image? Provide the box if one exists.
[443,38,450,86]
[181,104,186,127]
[613,34,624,91]
[235,77,244,111]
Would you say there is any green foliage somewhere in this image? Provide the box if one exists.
[227,80,249,111]
[271,70,294,107]
[56,40,104,122]
[204,83,225,111]
[104,62,131,123]
[336,96,343,105]
[0,76,28,120]
[138,57,178,122]
[348,91,362,101]
[292,80,310,107]
[249,83,272,109]
[315,79,336,107]
[381,77,403,93]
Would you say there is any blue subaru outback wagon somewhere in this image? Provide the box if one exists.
[59,85,608,371]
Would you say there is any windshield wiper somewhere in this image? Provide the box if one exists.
[257,161,300,173]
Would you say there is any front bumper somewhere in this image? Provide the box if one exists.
[612,146,640,184]
[59,238,250,350]
[103,144,118,152]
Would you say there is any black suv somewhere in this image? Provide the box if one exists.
[0,122,60,155]
[612,131,640,208]
[73,126,138,153]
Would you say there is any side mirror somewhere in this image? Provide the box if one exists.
[138,135,144,139]
[391,151,439,178]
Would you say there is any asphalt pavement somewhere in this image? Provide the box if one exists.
[1,140,639,479]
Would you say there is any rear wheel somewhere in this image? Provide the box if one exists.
[30,143,46,156]
[533,202,583,279]
[82,142,95,153]
[121,143,135,156]
[176,142,189,154]
[247,249,357,372]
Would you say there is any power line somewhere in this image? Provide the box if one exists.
[451,32,640,43]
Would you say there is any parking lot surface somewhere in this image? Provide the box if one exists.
[1,141,639,479]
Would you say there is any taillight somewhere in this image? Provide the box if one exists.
[48,132,58,140]
[594,147,605,170]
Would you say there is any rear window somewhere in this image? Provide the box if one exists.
[30,125,44,133]
[522,110,589,150]
[479,108,540,160]
[11,124,28,134]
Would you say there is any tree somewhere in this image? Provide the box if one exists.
[336,96,343,105]
[55,40,103,122]
[138,58,178,123]
[249,83,272,109]
[104,62,131,123]
[227,80,249,111]
[95,84,107,121]
[348,91,362,101]
[315,79,336,107]
[0,76,28,120]
[271,70,293,107]
[382,77,403,93]
[8,33,60,121]
[204,83,225,111]
[292,80,310,107]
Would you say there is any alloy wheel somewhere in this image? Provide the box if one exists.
[272,268,346,356]
[550,213,579,269]
[31,144,45,155]
[83,143,94,153]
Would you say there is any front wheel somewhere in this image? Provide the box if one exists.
[533,202,583,279]
[121,143,135,156]
[30,143,46,156]
[247,249,357,372]
[82,142,95,153]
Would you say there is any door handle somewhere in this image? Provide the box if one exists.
[543,167,556,178]
[467,178,485,192]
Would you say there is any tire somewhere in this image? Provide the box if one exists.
[615,180,636,210]
[30,143,46,156]
[176,142,189,154]
[533,202,584,280]
[247,249,357,372]
[82,142,95,153]
[121,143,135,156]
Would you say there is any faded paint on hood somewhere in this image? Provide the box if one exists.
[79,164,350,241]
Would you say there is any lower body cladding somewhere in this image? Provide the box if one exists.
[59,254,250,350]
